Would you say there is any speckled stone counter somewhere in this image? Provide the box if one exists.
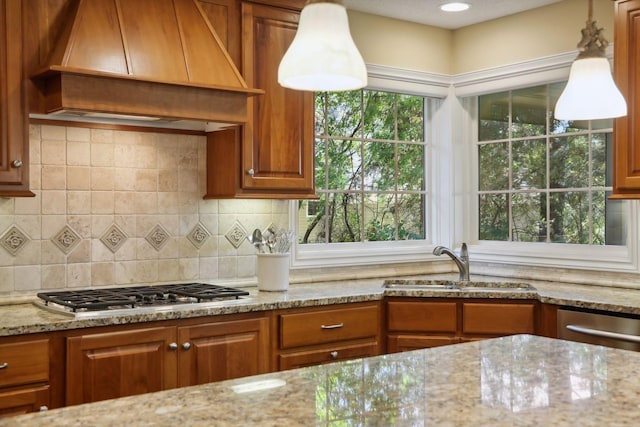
[3,274,640,337]
[3,334,639,426]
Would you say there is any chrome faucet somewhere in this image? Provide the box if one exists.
[432,243,470,281]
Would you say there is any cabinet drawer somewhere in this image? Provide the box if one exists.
[280,305,379,349]
[279,341,378,370]
[387,301,457,333]
[463,303,535,335]
[0,385,49,418]
[0,339,49,388]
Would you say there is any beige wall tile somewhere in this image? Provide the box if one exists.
[158,169,178,192]
[91,191,115,214]
[115,261,137,285]
[41,140,66,165]
[68,191,91,214]
[115,144,137,168]
[41,241,66,265]
[15,194,41,215]
[158,192,179,214]
[67,141,90,166]
[90,128,114,144]
[67,263,91,287]
[178,257,199,280]
[135,145,157,169]
[14,265,42,291]
[41,125,66,141]
[42,165,66,190]
[135,192,158,214]
[115,192,136,215]
[42,264,66,289]
[114,168,136,191]
[91,143,114,167]
[66,127,90,142]
[67,240,91,264]
[67,167,91,190]
[136,169,158,192]
[41,190,67,214]
[158,258,180,282]
[29,166,42,190]
[91,262,114,286]
[218,256,237,279]
[237,255,256,278]
[199,256,218,280]
[91,167,114,190]
[136,260,158,283]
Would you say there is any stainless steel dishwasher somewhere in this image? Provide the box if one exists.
[557,308,640,351]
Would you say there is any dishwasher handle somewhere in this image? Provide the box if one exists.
[565,324,640,344]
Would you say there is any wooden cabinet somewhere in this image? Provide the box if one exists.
[386,299,538,353]
[611,0,640,198]
[0,0,33,197]
[177,317,269,387]
[276,302,382,370]
[66,314,270,406]
[0,338,50,417]
[205,1,316,199]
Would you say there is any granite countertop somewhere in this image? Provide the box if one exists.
[3,334,639,426]
[3,274,640,337]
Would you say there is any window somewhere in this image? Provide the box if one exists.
[477,83,627,246]
[297,90,428,245]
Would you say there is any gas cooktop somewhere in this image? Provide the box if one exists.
[35,283,251,318]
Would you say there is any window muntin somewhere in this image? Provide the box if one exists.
[298,90,428,244]
[477,83,627,245]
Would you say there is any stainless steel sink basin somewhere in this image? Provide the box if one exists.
[383,279,536,292]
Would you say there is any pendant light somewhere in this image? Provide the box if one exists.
[554,0,626,120]
[278,0,367,92]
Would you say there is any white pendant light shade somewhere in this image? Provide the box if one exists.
[278,1,367,91]
[555,57,627,120]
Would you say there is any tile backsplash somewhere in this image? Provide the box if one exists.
[0,124,288,294]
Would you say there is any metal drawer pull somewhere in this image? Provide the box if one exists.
[168,342,178,350]
[566,325,640,343]
[330,351,338,359]
[0,362,7,369]
[321,323,344,330]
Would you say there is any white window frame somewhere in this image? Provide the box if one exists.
[453,49,639,274]
[289,65,453,269]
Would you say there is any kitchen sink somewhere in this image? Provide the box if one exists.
[383,279,536,292]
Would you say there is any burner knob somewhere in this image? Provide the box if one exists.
[182,342,191,350]
[168,342,178,351]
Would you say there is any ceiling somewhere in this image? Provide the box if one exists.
[342,0,564,29]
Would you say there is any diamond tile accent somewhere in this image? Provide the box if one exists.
[225,221,247,249]
[186,222,211,249]
[0,226,30,256]
[146,224,170,251]
[52,225,82,254]
[100,224,128,253]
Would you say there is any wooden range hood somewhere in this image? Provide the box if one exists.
[31,0,263,125]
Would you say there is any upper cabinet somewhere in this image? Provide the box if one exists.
[611,0,640,198]
[204,1,316,199]
[0,0,33,197]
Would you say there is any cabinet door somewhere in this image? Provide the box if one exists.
[177,317,270,387]
[612,0,640,198]
[0,0,32,196]
[66,327,177,405]
[240,2,315,194]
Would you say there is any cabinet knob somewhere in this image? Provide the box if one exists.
[39,406,48,412]
[182,342,191,350]
[247,168,255,176]
[11,160,22,168]
[0,362,7,369]
[330,351,339,359]
[168,342,178,350]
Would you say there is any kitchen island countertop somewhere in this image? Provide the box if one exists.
[2,334,639,426]
[3,274,640,336]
